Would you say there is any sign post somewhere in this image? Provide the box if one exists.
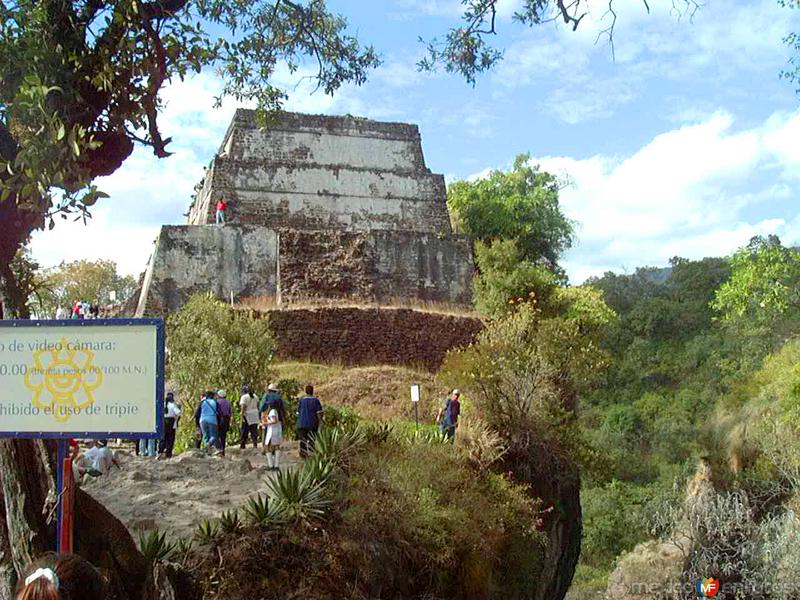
[410,384,420,431]
[0,318,165,552]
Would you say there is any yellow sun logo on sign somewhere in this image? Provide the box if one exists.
[23,337,104,422]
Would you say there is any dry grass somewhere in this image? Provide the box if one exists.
[273,361,442,422]
[236,295,482,318]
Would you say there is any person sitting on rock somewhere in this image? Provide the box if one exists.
[74,439,120,483]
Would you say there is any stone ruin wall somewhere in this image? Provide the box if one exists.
[264,307,484,372]
[136,110,477,368]
[137,225,472,315]
[188,111,452,234]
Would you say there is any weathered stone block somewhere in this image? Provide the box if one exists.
[136,225,278,315]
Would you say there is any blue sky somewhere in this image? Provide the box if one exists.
[29,0,800,283]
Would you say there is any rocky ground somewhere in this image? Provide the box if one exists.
[83,442,301,540]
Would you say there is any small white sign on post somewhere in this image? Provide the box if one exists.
[410,383,420,403]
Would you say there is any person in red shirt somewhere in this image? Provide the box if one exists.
[215,197,228,224]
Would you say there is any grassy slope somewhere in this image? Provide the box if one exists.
[273,361,443,422]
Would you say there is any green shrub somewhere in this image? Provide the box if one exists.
[218,509,242,534]
[472,238,557,318]
[338,437,546,597]
[168,294,277,453]
[580,480,652,569]
[242,493,287,527]
[266,469,330,522]
[138,528,176,563]
[321,404,360,432]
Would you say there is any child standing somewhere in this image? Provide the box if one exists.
[263,405,283,470]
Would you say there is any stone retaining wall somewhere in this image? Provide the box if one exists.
[264,307,483,371]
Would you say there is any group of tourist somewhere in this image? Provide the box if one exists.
[54,300,100,320]
[132,382,324,469]
[192,383,323,467]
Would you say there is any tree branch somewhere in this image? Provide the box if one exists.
[140,18,172,157]
[140,0,190,21]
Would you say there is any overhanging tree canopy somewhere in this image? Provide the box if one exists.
[0,0,381,316]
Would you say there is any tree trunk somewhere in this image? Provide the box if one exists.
[0,488,16,600]
[0,440,56,574]
[74,489,150,599]
[0,121,40,320]
[0,440,154,600]
[0,260,31,320]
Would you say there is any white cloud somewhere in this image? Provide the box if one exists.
[392,0,462,19]
[559,108,800,280]
[490,0,800,123]
[464,107,800,283]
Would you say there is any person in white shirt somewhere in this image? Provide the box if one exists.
[263,406,283,470]
[239,384,260,449]
[159,392,181,458]
[75,440,119,482]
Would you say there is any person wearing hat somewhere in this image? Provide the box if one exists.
[260,383,285,453]
[215,389,233,456]
[436,388,461,441]
[239,384,260,449]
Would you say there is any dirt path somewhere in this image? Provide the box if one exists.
[84,442,301,540]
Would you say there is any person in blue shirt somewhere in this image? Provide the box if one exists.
[436,388,461,442]
[195,390,219,451]
[296,384,323,458]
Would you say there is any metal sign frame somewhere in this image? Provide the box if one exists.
[0,318,165,440]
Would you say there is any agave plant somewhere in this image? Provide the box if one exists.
[175,537,194,558]
[138,528,176,563]
[364,421,393,444]
[218,509,242,534]
[312,425,367,464]
[194,518,220,544]
[398,425,449,446]
[302,452,336,485]
[243,493,288,527]
[266,469,330,522]
[420,427,450,445]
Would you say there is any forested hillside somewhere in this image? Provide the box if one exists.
[571,234,800,598]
